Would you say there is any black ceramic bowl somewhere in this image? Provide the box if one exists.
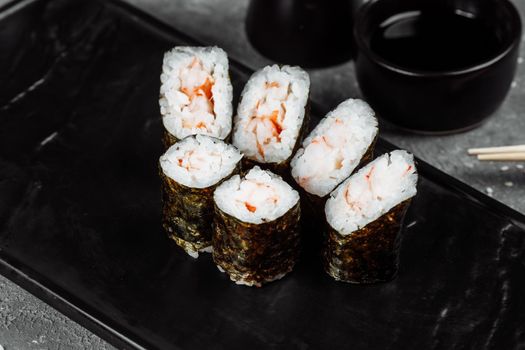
[354,0,522,134]
[245,0,360,67]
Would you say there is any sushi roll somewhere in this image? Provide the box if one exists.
[159,135,242,258]
[323,150,417,283]
[213,166,301,287]
[159,46,233,148]
[291,98,378,200]
[232,65,310,176]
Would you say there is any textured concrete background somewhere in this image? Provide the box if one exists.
[0,275,113,349]
[0,0,524,348]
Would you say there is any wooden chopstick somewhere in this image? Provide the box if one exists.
[468,144,525,155]
[477,152,525,161]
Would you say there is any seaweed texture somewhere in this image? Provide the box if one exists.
[323,200,411,283]
[160,163,240,256]
[162,129,179,150]
[212,201,301,286]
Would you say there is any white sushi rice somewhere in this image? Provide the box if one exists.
[325,150,418,235]
[159,46,233,140]
[159,135,242,189]
[291,98,378,197]
[232,65,310,163]
[214,166,300,224]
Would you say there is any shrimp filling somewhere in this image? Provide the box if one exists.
[214,166,300,224]
[233,65,309,164]
[160,46,233,140]
[291,99,378,198]
[244,81,290,160]
[178,57,215,131]
[235,178,280,214]
[160,135,242,189]
[325,150,417,235]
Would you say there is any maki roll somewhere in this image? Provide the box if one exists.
[159,46,233,148]
[291,98,378,201]
[323,150,417,283]
[159,135,242,257]
[232,65,310,176]
[213,166,301,287]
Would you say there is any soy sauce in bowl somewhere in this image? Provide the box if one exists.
[353,0,522,133]
[370,10,503,72]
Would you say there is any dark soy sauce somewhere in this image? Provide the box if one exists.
[370,10,502,71]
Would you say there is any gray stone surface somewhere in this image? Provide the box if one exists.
[0,275,113,349]
[0,0,523,348]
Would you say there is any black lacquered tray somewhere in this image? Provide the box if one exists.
[1,0,524,349]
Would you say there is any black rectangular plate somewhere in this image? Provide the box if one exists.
[1,0,525,349]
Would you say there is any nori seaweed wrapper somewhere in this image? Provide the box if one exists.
[212,201,301,287]
[162,128,179,150]
[322,199,411,284]
[241,100,311,182]
[160,163,240,257]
